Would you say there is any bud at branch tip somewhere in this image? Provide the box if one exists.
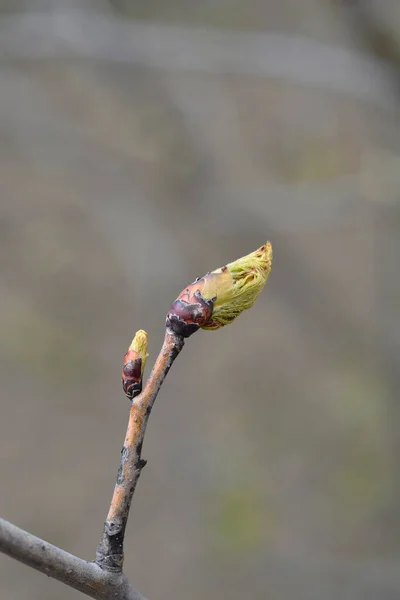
[166,241,272,337]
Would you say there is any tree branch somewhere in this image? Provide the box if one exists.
[0,330,184,597]
[0,242,271,597]
[0,518,145,600]
[96,330,184,572]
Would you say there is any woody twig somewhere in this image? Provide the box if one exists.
[1,241,272,600]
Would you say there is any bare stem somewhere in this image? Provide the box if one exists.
[0,518,145,600]
[96,330,185,572]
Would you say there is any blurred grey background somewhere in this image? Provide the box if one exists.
[1,1,400,599]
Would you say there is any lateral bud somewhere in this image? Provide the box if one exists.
[122,330,149,400]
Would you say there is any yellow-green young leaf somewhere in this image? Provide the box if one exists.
[201,241,273,330]
[128,329,149,376]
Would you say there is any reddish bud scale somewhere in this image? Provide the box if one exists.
[122,350,143,400]
[166,285,215,338]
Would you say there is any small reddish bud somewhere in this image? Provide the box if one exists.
[122,330,149,400]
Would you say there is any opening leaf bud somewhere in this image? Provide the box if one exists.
[122,329,149,400]
[166,241,272,337]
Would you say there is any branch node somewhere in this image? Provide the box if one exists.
[104,519,123,537]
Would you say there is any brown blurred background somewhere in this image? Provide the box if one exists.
[1,1,400,599]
